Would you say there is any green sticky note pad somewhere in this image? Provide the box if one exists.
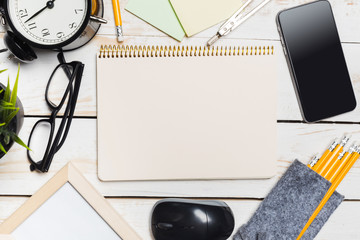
[126,0,185,41]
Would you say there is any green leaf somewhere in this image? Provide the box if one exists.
[0,107,17,112]
[0,143,6,154]
[4,108,19,124]
[0,108,16,113]
[0,100,14,106]
[4,134,10,145]
[10,64,20,106]
[11,134,31,151]
[0,65,27,154]
[0,69,7,74]
[4,76,10,102]
[2,77,11,121]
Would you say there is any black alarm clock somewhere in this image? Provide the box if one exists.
[0,0,106,61]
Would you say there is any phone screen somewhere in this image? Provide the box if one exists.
[277,0,356,122]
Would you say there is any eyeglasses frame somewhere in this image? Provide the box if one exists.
[27,52,84,172]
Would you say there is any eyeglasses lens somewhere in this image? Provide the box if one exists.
[47,64,74,108]
[28,121,52,163]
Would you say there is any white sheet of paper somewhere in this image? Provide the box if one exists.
[97,54,277,181]
[12,183,121,240]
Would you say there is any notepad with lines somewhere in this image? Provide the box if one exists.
[96,45,277,181]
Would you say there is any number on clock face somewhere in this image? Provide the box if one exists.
[7,0,89,47]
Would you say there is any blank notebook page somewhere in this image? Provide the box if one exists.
[97,46,277,181]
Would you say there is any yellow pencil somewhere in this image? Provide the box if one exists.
[112,0,124,42]
[324,144,356,181]
[92,0,98,15]
[307,155,320,169]
[312,140,337,172]
[323,150,345,180]
[296,147,360,240]
[318,136,350,176]
[329,145,357,183]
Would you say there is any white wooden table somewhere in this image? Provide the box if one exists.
[0,0,359,239]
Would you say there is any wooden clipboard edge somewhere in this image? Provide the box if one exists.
[68,163,141,239]
[0,162,141,240]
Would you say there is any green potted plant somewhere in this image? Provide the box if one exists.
[0,65,29,158]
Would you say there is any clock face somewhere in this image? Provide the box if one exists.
[5,0,91,48]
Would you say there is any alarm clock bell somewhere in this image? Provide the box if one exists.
[0,0,107,62]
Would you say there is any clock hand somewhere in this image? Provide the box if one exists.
[25,0,56,23]
[25,6,47,23]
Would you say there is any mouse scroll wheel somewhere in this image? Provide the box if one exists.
[156,223,174,230]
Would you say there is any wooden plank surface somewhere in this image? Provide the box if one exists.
[97,0,360,42]
[0,0,358,122]
[0,118,359,199]
[0,40,358,121]
[0,0,359,239]
[0,197,359,240]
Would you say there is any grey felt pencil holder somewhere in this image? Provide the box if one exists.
[234,160,344,240]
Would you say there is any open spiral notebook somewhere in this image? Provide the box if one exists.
[96,45,277,181]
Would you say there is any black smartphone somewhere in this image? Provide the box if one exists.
[276,0,356,122]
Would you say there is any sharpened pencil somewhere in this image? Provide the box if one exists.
[296,147,360,240]
[112,0,124,42]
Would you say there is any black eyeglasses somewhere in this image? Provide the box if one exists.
[27,52,84,172]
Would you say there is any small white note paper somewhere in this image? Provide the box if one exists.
[12,183,121,240]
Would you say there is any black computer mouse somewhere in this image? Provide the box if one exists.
[151,198,235,240]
